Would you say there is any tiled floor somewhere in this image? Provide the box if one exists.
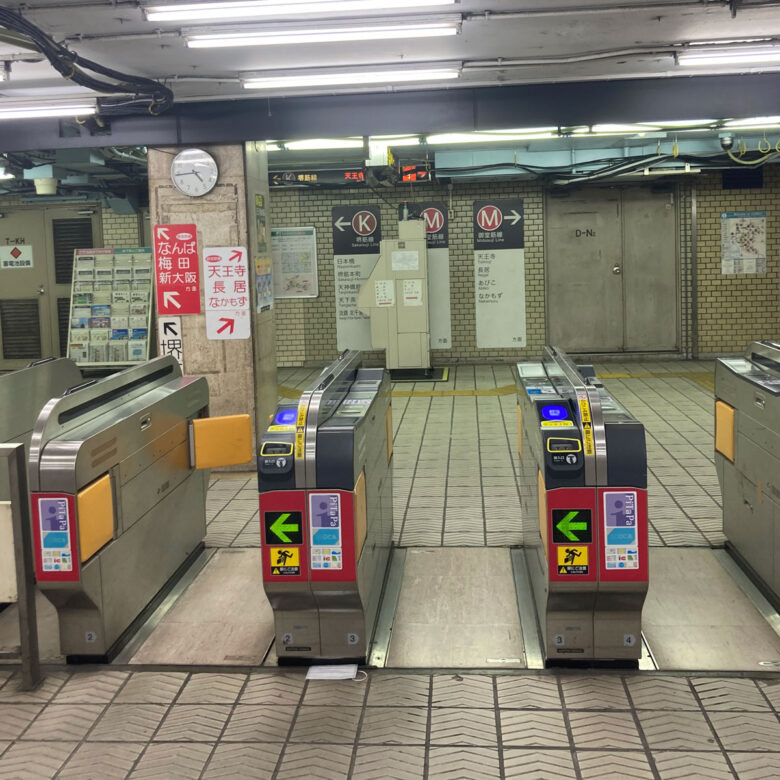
[1,360,778,777]
[0,668,778,778]
[206,361,723,549]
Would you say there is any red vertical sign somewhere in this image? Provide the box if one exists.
[154,223,201,315]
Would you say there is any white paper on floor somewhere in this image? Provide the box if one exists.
[305,664,359,680]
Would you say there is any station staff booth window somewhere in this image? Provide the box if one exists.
[0,207,101,369]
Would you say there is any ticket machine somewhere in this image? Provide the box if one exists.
[716,341,780,606]
[258,350,393,663]
[516,347,648,665]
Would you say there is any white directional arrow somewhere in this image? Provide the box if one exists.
[334,216,350,232]
[163,291,181,309]
[156,226,170,240]
[507,210,522,226]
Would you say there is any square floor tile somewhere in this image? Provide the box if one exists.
[21,703,103,741]
[59,742,145,779]
[429,707,497,746]
[153,704,231,741]
[221,705,295,742]
[568,710,643,750]
[87,704,167,742]
[428,747,500,779]
[359,707,427,745]
[289,706,361,744]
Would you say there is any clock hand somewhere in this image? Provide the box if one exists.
[191,169,203,182]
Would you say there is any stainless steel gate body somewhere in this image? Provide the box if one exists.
[716,341,780,605]
[29,356,210,660]
[516,347,649,664]
[258,351,393,663]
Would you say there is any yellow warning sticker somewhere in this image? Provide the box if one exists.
[557,545,589,575]
[294,403,307,460]
[582,423,595,456]
[270,547,300,576]
[541,420,575,428]
[268,425,295,432]
[579,398,591,424]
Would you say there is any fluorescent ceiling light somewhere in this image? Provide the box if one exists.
[186,19,459,47]
[678,47,780,66]
[722,116,780,128]
[243,68,458,89]
[0,101,96,120]
[642,119,715,127]
[284,138,364,150]
[0,172,13,180]
[146,0,456,23]
[426,130,557,144]
[372,135,420,146]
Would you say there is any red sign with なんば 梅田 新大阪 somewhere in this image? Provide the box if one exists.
[153,223,201,315]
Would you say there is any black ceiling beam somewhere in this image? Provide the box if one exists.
[0,72,778,152]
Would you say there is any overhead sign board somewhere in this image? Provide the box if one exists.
[154,223,201,315]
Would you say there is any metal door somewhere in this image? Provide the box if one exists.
[0,208,99,370]
[545,188,678,353]
[546,192,624,351]
[622,189,677,351]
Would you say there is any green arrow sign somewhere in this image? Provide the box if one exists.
[555,511,588,542]
[269,512,300,543]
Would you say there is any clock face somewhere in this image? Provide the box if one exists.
[171,148,218,197]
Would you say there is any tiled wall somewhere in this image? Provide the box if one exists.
[101,209,142,248]
[269,182,545,366]
[694,166,780,356]
[270,170,780,366]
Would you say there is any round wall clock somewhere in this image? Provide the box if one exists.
[170,148,219,197]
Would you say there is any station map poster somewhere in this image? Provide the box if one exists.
[332,205,382,350]
[721,211,767,274]
[399,202,452,349]
[473,199,526,348]
[271,227,319,298]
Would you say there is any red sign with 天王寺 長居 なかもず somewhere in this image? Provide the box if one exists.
[154,223,201,315]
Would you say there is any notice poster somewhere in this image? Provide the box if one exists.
[271,227,318,298]
[400,202,452,349]
[332,205,381,350]
[473,199,526,348]
[721,211,767,274]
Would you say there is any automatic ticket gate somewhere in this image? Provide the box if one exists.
[716,341,780,606]
[28,356,252,661]
[0,357,83,500]
[1,358,83,603]
[258,350,393,664]
[516,347,648,665]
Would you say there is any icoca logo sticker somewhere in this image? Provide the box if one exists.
[176,232,193,240]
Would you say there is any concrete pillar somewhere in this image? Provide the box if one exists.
[148,143,277,458]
